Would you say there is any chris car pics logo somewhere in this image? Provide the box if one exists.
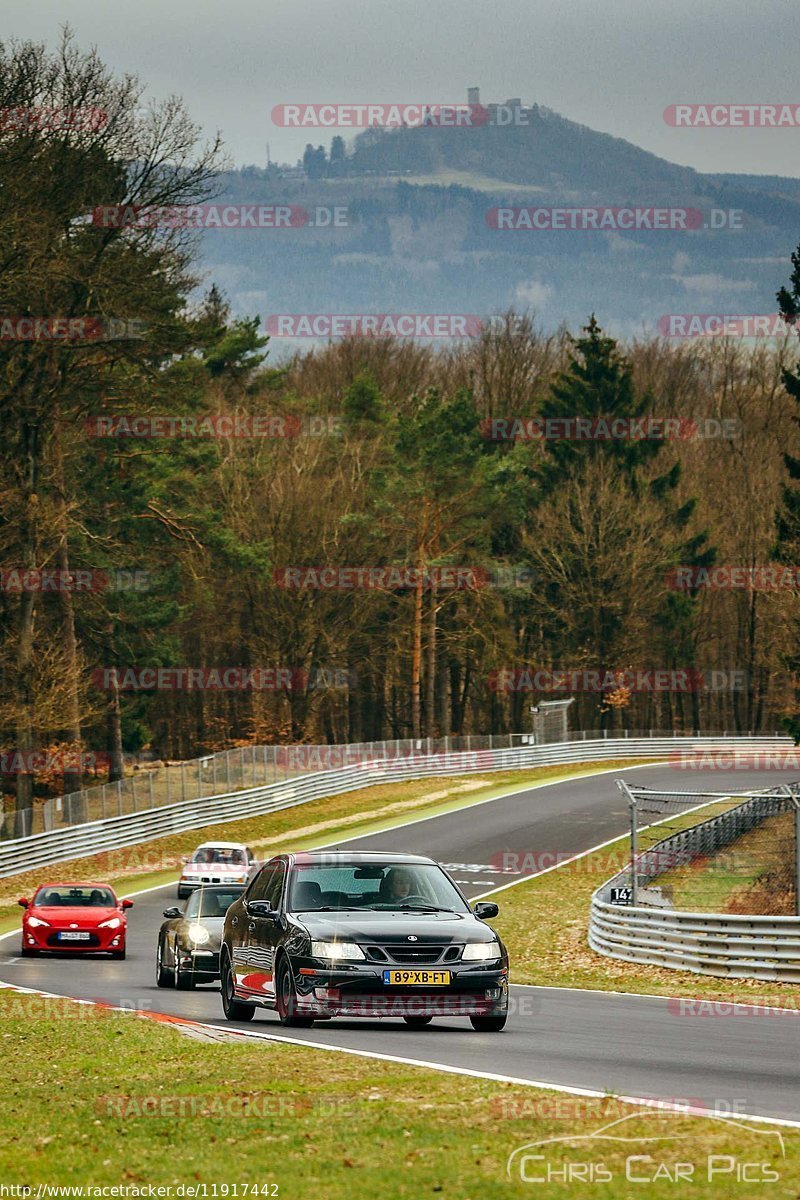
[506,1112,785,1185]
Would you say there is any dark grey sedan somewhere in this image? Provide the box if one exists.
[157,884,245,989]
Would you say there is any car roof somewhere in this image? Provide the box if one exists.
[283,851,438,866]
[194,841,247,850]
[35,882,116,890]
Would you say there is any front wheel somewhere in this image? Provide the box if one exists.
[156,941,172,988]
[111,948,126,960]
[470,1013,507,1032]
[175,963,195,988]
[276,958,314,1028]
[20,946,36,957]
[220,953,255,1022]
[403,1015,433,1028]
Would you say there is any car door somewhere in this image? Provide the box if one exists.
[248,860,286,1002]
[232,864,275,996]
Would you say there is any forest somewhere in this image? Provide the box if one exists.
[4,35,800,829]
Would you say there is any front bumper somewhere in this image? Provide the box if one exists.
[176,946,221,977]
[291,963,509,1018]
[22,926,125,954]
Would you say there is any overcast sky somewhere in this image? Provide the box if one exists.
[7,0,800,177]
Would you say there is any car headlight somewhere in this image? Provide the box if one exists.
[461,941,500,962]
[187,924,210,945]
[310,940,365,961]
[98,916,122,930]
[25,916,49,928]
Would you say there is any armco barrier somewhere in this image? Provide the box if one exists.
[589,902,800,983]
[590,781,800,982]
[0,735,794,879]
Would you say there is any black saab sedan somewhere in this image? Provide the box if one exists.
[157,883,245,989]
[219,852,509,1030]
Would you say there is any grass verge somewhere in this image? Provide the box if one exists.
[0,760,651,937]
[0,990,794,1196]
[491,809,800,1005]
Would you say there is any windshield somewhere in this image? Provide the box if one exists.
[34,886,116,907]
[191,847,245,865]
[184,887,244,918]
[287,863,469,912]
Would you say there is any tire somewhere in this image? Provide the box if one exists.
[220,951,255,1022]
[20,946,36,957]
[403,1015,433,1028]
[156,940,172,988]
[470,1013,507,1032]
[111,947,126,960]
[275,957,314,1028]
[175,966,195,989]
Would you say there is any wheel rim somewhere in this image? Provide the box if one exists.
[223,959,235,1008]
[279,964,291,1015]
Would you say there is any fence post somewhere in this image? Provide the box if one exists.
[226,751,232,791]
[181,761,186,803]
[117,779,123,816]
[131,773,137,813]
[212,754,217,794]
[617,780,638,906]
[148,771,154,808]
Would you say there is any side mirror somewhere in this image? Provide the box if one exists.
[473,901,499,920]
[162,906,182,919]
[17,898,29,909]
[247,900,278,919]
[121,898,134,910]
[180,855,190,865]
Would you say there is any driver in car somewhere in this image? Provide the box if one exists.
[382,867,415,903]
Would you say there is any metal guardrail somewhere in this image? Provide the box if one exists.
[590,782,800,982]
[0,734,793,879]
[8,726,788,839]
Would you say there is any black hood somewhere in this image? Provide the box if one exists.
[294,910,497,944]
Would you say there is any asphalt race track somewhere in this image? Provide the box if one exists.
[3,763,800,1124]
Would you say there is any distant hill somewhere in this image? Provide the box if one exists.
[196,100,800,345]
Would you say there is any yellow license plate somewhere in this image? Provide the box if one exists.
[383,969,451,986]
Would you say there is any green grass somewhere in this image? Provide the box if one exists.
[655,812,796,914]
[490,805,800,1005]
[0,990,794,1196]
[0,760,652,937]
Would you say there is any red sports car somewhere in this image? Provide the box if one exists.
[18,883,133,958]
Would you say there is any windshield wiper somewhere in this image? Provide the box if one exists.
[387,904,459,913]
[296,906,363,912]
